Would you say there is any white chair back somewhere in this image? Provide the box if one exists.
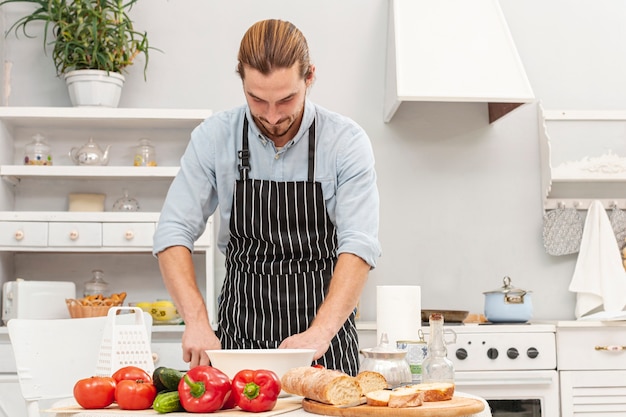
[8,311,152,417]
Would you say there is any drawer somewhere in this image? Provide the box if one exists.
[558,326,626,370]
[0,221,48,247]
[48,222,102,247]
[102,222,155,247]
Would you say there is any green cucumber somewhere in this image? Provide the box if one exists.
[153,367,185,392]
[153,390,183,413]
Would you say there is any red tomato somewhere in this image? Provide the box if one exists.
[115,379,157,410]
[73,376,116,409]
[112,366,152,384]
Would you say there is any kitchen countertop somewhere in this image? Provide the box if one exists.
[49,392,492,417]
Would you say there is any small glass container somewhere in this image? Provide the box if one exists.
[133,138,157,167]
[84,269,109,297]
[112,189,140,212]
[24,134,53,165]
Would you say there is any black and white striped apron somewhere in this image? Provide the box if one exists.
[217,116,360,375]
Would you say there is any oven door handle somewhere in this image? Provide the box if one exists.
[458,377,555,386]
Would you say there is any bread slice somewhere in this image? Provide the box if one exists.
[365,388,423,408]
[281,366,362,406]
[355,370,388,393]
[365,389,390,407]
[407,382,455,402]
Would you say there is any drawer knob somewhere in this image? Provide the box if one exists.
[69,230,79,240]
[595,345,626,351]
[14,230,24,241]
[125,230,135,240]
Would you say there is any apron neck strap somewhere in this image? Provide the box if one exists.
[238,117,250,181]
[307,119,316,182]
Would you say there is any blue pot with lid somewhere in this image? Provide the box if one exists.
[483,276,533,323]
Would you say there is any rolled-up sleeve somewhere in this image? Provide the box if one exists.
[153,122,219,255]
[333,126,381,268]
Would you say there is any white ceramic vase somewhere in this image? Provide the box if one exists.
[64,69,125,107]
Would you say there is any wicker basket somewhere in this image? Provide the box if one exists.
[66,294,126,318]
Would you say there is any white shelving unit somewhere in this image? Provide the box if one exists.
[0,106,216,325]
[538,106,626,211]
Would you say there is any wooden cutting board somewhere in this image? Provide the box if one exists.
[302,396,485,417]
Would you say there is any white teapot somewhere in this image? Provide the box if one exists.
[69,138,111,166]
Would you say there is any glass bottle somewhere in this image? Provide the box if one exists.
[24,133,53,165]
[133,138,157,166]
[84,269,109,297]
[421,313,455,384]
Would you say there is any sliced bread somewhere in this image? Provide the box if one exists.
[407,382,455,402]
[365,387,423,408]
[355,370,388,393]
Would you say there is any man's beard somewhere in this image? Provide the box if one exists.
[255,115,295,138]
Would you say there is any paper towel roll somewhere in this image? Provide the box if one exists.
[376,285,421,347]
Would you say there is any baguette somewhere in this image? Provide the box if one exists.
[281,366,362,405]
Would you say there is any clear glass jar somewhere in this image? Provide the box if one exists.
[24,134,53,165]
[112,189,140,212]
[422,313,455,384]
[133,138,157,166]
[84,269,109,297]
[397,330,428,384]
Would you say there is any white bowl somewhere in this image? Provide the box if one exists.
[205,348,316,381]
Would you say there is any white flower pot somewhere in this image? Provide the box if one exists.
[64,70,125,107]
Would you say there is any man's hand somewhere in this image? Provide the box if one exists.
[278,328,331,360]
[182,324,222,368]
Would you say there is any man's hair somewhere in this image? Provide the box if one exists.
[237,19,313,81]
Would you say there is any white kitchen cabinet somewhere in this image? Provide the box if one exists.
[557,321,626,416]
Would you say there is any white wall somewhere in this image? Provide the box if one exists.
[2,0,619,322]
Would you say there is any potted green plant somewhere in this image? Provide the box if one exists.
[0,0,155,107]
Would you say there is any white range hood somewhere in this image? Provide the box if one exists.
[384,0,535,123]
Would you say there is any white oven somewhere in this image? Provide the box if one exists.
[427,323,559,417]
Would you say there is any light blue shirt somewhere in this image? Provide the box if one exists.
[153,100,382,268]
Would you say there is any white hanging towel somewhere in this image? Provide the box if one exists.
[569,200,626,319]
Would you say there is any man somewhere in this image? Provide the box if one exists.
[153,19,381,375]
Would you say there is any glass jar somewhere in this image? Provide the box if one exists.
[112,189,140,212]
[396,330,428,384]
[133,138,157,166]
[84,269,109,297]
[24,134,53,165]
[422,313,455,384]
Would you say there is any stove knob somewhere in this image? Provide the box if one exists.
[487,347,499,359]
[527,347,539,359]
[507,347,519,359]
[455,348,468,360]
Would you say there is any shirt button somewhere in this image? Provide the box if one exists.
[274,154,280,160]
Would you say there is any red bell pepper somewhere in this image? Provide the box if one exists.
[178,366,231,413]
[231,369,282,413]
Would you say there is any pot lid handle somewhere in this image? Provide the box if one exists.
[483,276,530,295]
